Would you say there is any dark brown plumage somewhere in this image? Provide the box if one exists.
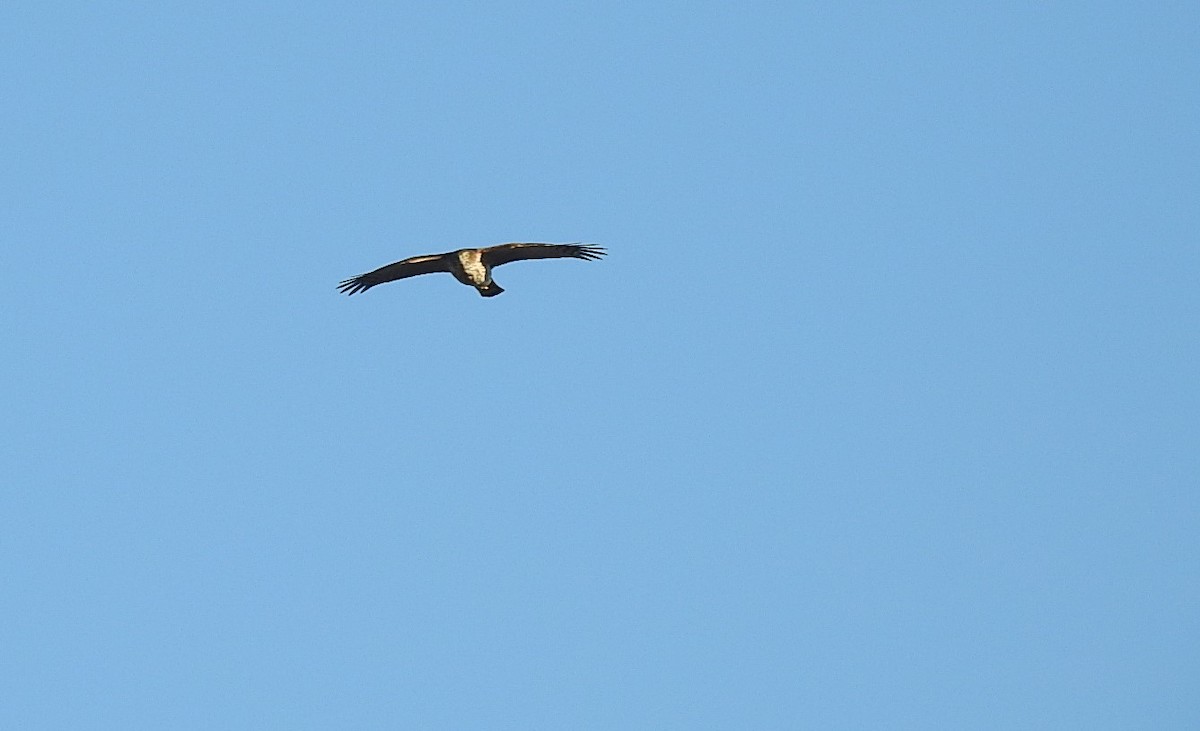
[338,242,605,297]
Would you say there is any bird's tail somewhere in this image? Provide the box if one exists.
[478,282,504,297]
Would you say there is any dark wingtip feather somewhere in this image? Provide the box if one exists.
[337,276,371,295]
[572,244,607,261]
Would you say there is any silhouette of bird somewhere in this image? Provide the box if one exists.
[338,242,606,297]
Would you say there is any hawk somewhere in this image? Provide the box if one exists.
[338,242,606,297]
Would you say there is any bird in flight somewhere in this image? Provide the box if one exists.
[338,242,606,297]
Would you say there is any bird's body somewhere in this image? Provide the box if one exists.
[447,249,498,295]
[338,242,605,297]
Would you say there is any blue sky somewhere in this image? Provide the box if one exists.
[3,1,1198,727]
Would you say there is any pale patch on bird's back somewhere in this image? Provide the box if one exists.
[454,249,489,286]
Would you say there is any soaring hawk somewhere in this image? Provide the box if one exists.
[338,242,606,297]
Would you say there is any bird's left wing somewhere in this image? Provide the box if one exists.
[337,253,450,295]
[480,242,606,268]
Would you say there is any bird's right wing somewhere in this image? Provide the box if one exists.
[337,254,450,295]
[481,242,606,268]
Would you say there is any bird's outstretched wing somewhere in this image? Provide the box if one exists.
[481,242,606,268]
[337,253,451,295]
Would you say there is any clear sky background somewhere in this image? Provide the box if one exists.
[3,2,1198,728]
